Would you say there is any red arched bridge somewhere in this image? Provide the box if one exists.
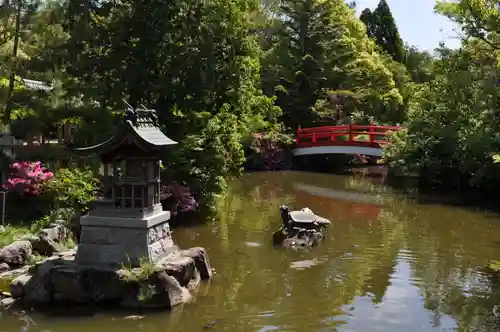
[294,124,402,157]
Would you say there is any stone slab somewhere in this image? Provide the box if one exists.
[89,203,164,219]
[79,221,172,246]
[80,210,170,228]
[76,221,178,267]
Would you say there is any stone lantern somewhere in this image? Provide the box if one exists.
[7,106,211,308]
[72,106,178,267]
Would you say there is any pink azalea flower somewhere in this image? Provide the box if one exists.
[2,161,54,196]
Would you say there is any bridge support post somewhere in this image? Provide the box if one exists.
[369,122,374,142]
[296,128,301,145]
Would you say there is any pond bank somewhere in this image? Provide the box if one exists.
[0,222,76,308]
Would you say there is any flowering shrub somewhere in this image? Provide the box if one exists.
[3,161,54,196]
[245,133,292,171]
[160,182,199,215]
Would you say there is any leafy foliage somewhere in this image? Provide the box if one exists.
[383,38,500,190]
[436,0,500,50]
[43,167,99,212]
[58,0,280,207]
[262,0,405,129]
[5,0,500,211]
[403,44,435,83]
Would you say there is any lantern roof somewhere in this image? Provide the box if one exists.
[72,105,177,157]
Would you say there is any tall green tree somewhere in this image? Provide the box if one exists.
[359,8,375,38]
[60,0,280,206]
[403,44,435,83]
[0,0,70,134]
[269,0,333,129]
[436,0,500,51]
[383,39,500,189]
[360,0,405,63]
[382,0,500,191]
[265,0,404,129]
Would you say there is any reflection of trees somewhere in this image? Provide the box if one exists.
[181,171,410,331]
[18,170,500,331]
[360,210,402,303]
[170,172,297,329]
[288,170,500,331]
[397,200,500,332]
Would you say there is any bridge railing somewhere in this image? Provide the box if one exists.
[296,124,401,148]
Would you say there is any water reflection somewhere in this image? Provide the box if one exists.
[2,170,500,331]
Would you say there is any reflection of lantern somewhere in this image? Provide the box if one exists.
[72,106,178,267]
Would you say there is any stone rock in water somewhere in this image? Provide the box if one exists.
[0,240,33,266]
[10,274,31,299]
[50,265,88,303]
[154,272,192,307]
[274,206,330,250]
[9,246,211,309]
[0,296,15,310]
[289,209,331,226]
[160,256,197,287]
[11,257,59,302]
[0,262,9,273]
[0,265,29,280]
[120,271,193,309]
[180,247,212,280]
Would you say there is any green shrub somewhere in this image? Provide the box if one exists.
[43,168,99,213]
[0,225,30,247]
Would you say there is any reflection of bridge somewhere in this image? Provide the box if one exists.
[293,124,402,157]
[292,182,385,219]
[293,183,384,205]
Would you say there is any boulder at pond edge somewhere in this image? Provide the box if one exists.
[8,247,211,309]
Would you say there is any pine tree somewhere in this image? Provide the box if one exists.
[360,0,405,63]
[359,8,374,39]
[268,0,404,127]
[274,0,332,129]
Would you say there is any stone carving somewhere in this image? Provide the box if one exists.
[272,205,331,249]
[147,223,171,244]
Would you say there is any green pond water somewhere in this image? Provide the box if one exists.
[3,170,500,331]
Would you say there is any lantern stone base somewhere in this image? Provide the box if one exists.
[75,210,177,267]
[7,246,212,309]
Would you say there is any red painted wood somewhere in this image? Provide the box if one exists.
[295,124,401,149]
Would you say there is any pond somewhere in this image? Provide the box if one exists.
[3,170,500,331]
